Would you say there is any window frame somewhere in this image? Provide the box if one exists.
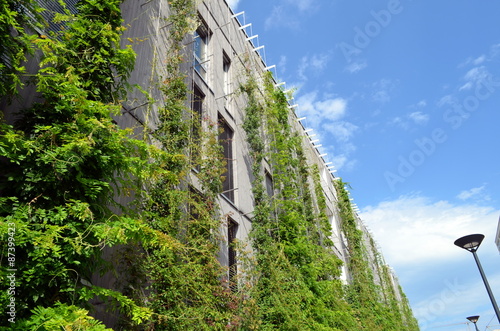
[193,21,209,80]
[227,217,238,291]
[218,115,235,203]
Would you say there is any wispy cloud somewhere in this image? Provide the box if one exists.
[297,53,331,81]
[361,195,500,330]
[371,78,397,103]
[460,54,487,68]
[458,42,500,68]
[409,99,427,109]
[417,100,427,107]
[265,6,299,30]
[277,55,287,75]
[323,121,358,142]
[345,60,367,73]
[297,91,357,171]
[389,111,429,129]
[459,66,491,91]
[360,195,499,268]
[297,91,347,127]
[322,146,357,172]
[473,55,486,65]
[285,0,316,12]
[457,185,490,201]
[264,0,319,30]
[409,111,429,125]
[437,94,459,108]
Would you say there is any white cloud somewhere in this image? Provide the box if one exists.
[327,151,357,172]
[371,79,396,103]
[417,100,427,107]
[458,65,494,91]
[278,55,287,74]
[409,111,429,125]
[410,99,427,108]
[464,66,489,82]
[323,121,358,142]
[364,194,500,330]
[459,66,491,91]
[437,94,459,108]
[297,53,331,81]
[360,195,499,268]
[490,43,500,59]
[264,0,318,30]
[310,53,329,70]
[389,111,429,129]
[297,91,347,127]
[296,92,356,172]
[345,60,367,73]
[389,116,408,129]
[458,81,473,91]
[473,55,486,65]
[297,57,309,81]
[285,0,315,11]
[460,54,487,68]
[316,97,346,118]
[265,6,299,30]
[457,185,490,201]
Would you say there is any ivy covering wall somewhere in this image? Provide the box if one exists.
[240,72,419,330]
[335,180,419,330]
[0,0,419,330]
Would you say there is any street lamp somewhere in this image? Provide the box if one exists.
[466,315,480,331]
[454,234,500,324]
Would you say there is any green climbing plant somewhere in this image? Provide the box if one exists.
[0,0,155,328]
[133,1,253,329]
[334,179,419,330]
[241,71,361,330]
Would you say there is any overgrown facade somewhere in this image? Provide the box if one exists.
[0,0,419,329]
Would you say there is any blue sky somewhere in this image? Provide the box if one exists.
[228,0,500,329]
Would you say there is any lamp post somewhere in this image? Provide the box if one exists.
[466,315,480,331]
[454,234,500,324]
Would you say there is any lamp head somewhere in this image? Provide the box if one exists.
[454,234,485,252]
[466,315,480,324]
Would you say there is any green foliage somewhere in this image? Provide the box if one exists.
[15,302,112,331]
[135,1,252,329]
[0,0,43,97]
[334,180,419,330]
[0,0,154,328]
[241,72,360,330]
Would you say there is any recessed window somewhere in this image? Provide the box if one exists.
[265,172,274,197]
[218,115,234,202]
[223,52,231,96]
[192,84,204,119]
[228,218,238,291]
[191,85,204,169]
[193,22,209,80]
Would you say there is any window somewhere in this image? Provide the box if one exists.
[193,23,209,80]
[265,172,274,197]
[191,85,204,169]
[227,218,238,291]
[218,116,234,202]
[192,84,204,119]
[223,52,231,97]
